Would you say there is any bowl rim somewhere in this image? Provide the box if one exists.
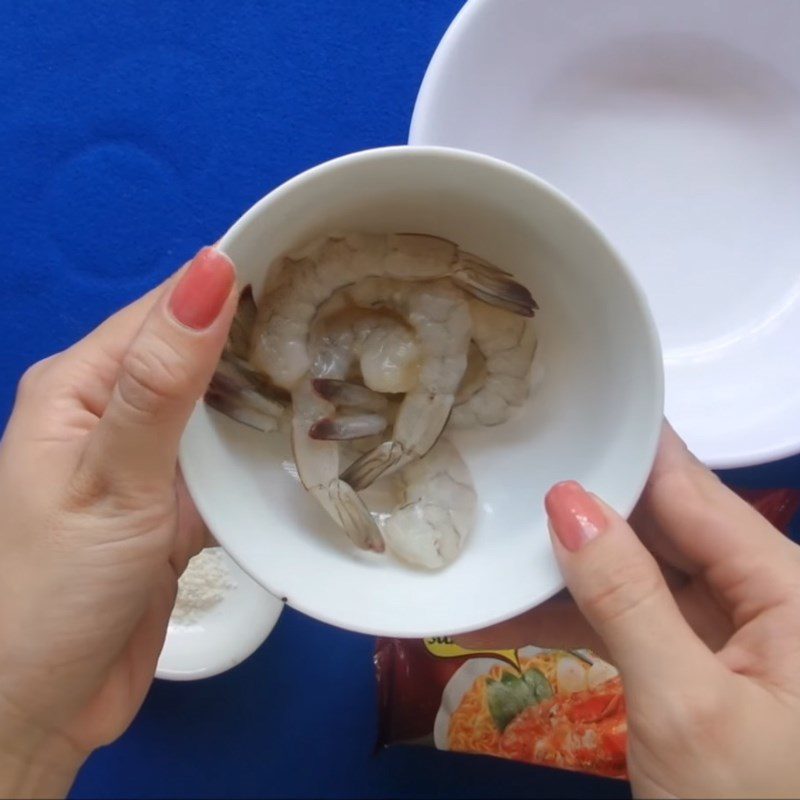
[408,0,485,147]
[181,144,664,637]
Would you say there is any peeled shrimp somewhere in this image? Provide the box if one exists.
[296,273,471,542]
[382,438,476,569]
[206,236,539,568]
[310,296,421,394]
[450,300,538,429]
[288,303,411,549]
[207,287,383,550]
[250,233,536,389]
[300,289,418,445]
[339,277,472,490]
[306,303,410,441]
[290,379,385,553]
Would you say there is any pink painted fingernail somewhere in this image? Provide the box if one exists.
[545,481,606,552]
[169,247,235,330]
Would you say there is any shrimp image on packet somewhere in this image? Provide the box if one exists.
[375,488,800,779]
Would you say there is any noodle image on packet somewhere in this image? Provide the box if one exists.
[375,488,800,780]
[376,641,626,778]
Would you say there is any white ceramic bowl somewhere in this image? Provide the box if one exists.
[410,0,800,468]
[180,146,663,637]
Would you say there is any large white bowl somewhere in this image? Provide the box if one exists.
[180,146,663,637]
[410,0,800,469]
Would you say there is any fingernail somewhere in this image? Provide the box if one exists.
[169,247,235,330]
[545,481,606,552]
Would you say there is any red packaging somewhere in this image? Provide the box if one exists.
[375,488,800,779]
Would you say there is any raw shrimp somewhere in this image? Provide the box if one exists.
[292,322,390,547]
[304,290,419,442]
[208,293,386,549]
[290,300,420,547]
[250,233,536,389]
[290,379,385,553]
[382,438,476,570]
[206,285,290,432]
[309,296,421,394]
[450,300,538,429]
[340,277,472,490]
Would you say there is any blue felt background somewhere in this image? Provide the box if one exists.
[1,2,798,797]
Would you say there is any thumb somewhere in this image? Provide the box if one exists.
[546,480,716,696]
[81,247,236,488]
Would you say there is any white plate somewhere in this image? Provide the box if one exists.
[410,0,800,468]
[155,549,283,681]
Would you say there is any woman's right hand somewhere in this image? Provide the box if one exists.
[460,424,800,798]
[0,247,236,798]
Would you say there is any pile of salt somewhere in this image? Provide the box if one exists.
[171,548,237,626]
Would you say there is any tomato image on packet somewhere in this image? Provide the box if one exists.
[375,488,800,780]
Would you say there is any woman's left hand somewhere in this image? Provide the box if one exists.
[0,247,236,798]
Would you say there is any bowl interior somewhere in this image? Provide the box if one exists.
[180,147,663,637]
[411,0,800,468]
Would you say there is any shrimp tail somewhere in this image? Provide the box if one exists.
[341,391,454,489]
[205,353,289,432]
[291,379,385,553]
[204,388,281,433]
[310,483,385,553]
[341,441,406,489]
[312,378,388,412]
[214,354,289,398]
[453,256,538,317]
[309,414,388,441]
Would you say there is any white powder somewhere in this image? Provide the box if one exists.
[171,547,237,625]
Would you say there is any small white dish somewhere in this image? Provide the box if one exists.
[155,549,283,681]
[180,145,663,637]
[410,0,800,469]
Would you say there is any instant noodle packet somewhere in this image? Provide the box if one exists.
[375,488,800,780]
